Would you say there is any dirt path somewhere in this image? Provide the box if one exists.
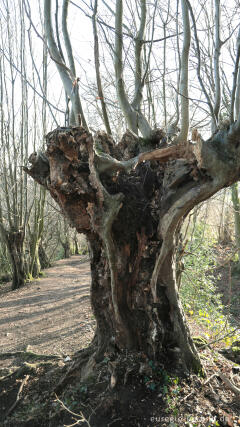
[0,256,95,363]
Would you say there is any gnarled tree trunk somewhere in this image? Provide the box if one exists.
[24,124,240,373]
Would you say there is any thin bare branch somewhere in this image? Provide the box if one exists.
[186,0,216,128]
[0,47,64,115]
[175,0,191,144]
[92,0,112,134]
[230,28,240,123]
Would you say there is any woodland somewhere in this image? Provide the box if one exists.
[0,0,240,425]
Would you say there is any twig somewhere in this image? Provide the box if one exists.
[55,352,91,393]
[107,418,122,426]
[0,48,65,114]
[184,371,240,402]
[215,248,238,269]
[55,394,91,426]
[183,390,195,401]
[218,373,240,396]
[199,327,239,349]
[4,374,30,419]
[203,373,218,386]
[183,374,217,401]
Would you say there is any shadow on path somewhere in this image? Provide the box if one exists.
[0,256,95,359]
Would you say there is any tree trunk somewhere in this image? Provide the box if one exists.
[61,241,71,258]
[65,243,71,258]
[6,229,26,290]
[87,228,199,370]
[73,233,80,255]
[32,240,41,278]
[231,183,240,268]
[59,218,71,258]
[24,124,240,373]
[28,235,41,278]
[39,241,51,269]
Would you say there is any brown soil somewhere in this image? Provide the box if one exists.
[0,256,95,374]
[0,256,239,427]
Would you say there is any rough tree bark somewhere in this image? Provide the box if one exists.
[24,123,240,374]
[5,229,26,290]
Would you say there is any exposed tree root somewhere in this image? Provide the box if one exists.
[54,347,94,394]
[183,374,218,401]
[0,360,56,382]
[3,374,29,420]
[54,394,92,427]
[183,370,240,402]
[0,350,61,361]
[219,373,240,396]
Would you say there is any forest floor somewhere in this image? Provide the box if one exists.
[0,256,239,427]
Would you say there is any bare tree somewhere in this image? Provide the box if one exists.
[0,1,29,289]
[0,0,58,288]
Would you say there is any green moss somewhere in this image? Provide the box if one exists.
[231,346,240,355]
[193,336,208,348]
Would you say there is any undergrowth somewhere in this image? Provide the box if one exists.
[180,222,240,348]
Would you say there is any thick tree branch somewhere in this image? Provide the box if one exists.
[132,0,146,110]
[114,0,151,138]
[44,0,88,128]
[62,0,87,127]
[114,0,136,132]
[175,0,191,144]
[212,0,221,132]
[230,28,240,123]
[62,0,76,76]
[92,0,112,135]
[235,63,240,120]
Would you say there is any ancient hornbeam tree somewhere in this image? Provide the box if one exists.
[25,123,240,373]
[25,0,240,374]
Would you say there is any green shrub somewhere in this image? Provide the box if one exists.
[180,222,239,346]
[180,222,222,316]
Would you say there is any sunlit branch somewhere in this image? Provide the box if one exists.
[44,0,88,128]
[230,28,240,123]
[176,0,191,144]
[92,0,112,134]
[213,0,221,132]
[62,0,87,127]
